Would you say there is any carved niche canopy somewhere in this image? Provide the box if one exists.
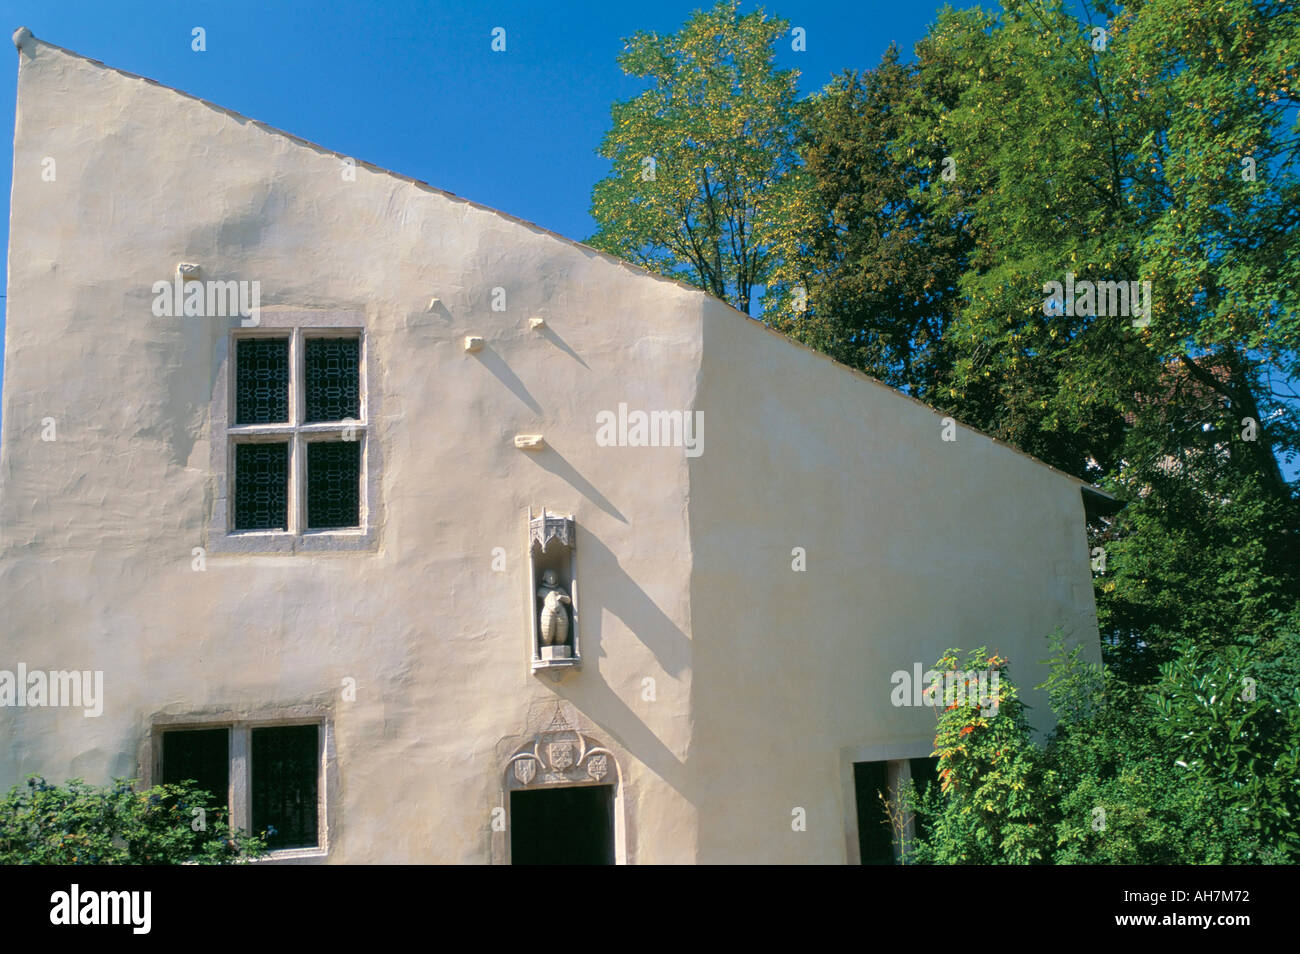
[530,509,574,553]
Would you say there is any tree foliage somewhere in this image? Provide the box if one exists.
[588,0,805,313]
[908,648,1051,864]
[766,49,970,397]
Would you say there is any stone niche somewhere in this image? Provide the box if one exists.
[527,508,580,674]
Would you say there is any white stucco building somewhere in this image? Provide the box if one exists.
[0,29,1114,863]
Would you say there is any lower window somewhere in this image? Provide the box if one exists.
[161,727,230,810]
[159,721,324,854]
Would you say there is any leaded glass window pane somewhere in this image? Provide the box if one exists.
[235,338,289,424]
[233,442,289,530]
[162,728,230,812]
[251,725,319,851]
[304,337,360,423]
[306,440,360,529]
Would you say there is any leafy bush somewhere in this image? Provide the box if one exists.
[909,647,1050,864]
[909,628,1300,864]
[0,776,268,865]
[1149,631,1300,860]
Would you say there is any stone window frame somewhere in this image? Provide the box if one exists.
[206,310,381,553]
[146,707,337,864]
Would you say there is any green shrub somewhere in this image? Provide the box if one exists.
[909,627,1300,864]
[0,775,268,865]
[909,647,1051,864]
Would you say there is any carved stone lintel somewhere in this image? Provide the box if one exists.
[547,703,574,733]
[506,710,614,790]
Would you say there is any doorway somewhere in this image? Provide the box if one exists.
[510,784,615,865]
[853,761,895,864]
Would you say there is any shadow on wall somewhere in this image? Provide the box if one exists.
[578,529,690,680]
[534,324,588,369]
[557,675,694,806]
[470,345,542,414]
[524,446,627,523]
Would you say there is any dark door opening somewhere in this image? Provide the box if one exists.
[854,761,894,865]
[510,784,615,865]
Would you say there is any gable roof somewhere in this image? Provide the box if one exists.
[11,26,1120,510]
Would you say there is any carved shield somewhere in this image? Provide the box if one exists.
[586,754,608,781]
[548,742,575,772]
[513,758,537,785]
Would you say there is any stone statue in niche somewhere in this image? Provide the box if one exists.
[537,569,572,650]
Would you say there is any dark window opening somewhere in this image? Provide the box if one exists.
[306,440,361,529]
[234,338,290,425]
[251,724,319,850]
[304,337,360,423]
[909,757,940,843]
[161,728,230,812]
[233,441,289,530]
[510,785,614,865]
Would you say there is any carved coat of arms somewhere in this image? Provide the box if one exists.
[513,758,537,785]
[548,742,575,772]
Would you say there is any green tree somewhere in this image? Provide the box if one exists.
[588,0,806,314]
[765,47,971,398]
[869,0,1298,679]
[1038,631,1255,864]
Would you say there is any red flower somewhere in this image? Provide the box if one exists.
[959,726,974,737]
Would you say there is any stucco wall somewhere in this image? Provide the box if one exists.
[687,298,1101,863]
[0,37,702,863]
